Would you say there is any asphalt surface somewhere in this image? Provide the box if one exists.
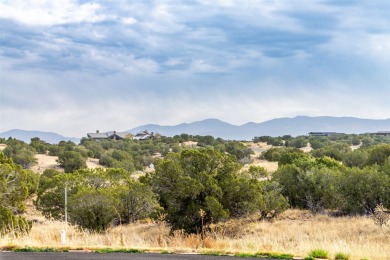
[0,252,274,260]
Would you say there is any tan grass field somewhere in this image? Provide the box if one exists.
[2,209,389,259]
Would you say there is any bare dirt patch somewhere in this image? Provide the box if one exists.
[299,144,313,153]
[182,141,198,147]
[86,158,104,169]
[351,144,362,150]
[30,154,103,174]
[245,142,272,155]
[244,142,278,173]
[241,160,278,174]
[30,154,63,174]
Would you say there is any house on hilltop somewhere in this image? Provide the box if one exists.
[87,130,129,140]
[308,132,345,137]
[369,131,390,136]
[133,130,153,140]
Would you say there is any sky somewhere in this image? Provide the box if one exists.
[0,0,389,138]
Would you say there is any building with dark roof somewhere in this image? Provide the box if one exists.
[370,131,390,136]
[133,130,153,140]
[87,130,129,140]
[308,132,345,137]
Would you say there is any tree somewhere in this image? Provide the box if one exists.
[3,139,36,169]
[351,136,361,146]
[337,166,390,214]
[247,165,268,179]
[343,149,368,169]
[82,140,105,158]
[302,168,339,214]
[151,148,264,233]
[253,136,272,143]
[36,169,68,220]
[273,164,306,208]
[36,167,157,232]
[118,180,161,224]
[224,141,254,161]
[29,137,49,154]
[0,152,35,235]
[262,147,303,162]
[366,144,390,166]
[68,188,118,232]
[221,176,263,218]
[259,181,289,220]
[99,150,135,173]
[278,151,312,169]
[267,137,284,146]
[381,157,390,177]
[311,142,351,161]
[285,137,308,148]
[273,155,341,211]
[58,151,87,173]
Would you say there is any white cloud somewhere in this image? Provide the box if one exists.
[1,0,389,137]
[122,17,137,25]
[0,0,107,25]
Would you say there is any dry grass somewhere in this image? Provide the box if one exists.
[2,209,389,259]
[244,142,279,173]
[241,160,279,174]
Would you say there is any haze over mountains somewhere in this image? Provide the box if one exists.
[129,116,390,140]
[0,129,80,144]
[1,116,389,144]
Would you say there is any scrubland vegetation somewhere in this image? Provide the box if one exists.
[1,133,390,259]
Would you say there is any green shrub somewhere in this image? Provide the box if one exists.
[308,249,329,259]
[234,252,256,258]
[161,250,175,254]
[334,252,350,260]
[94,248,144,253]
[249,252,294,259]
[14,247,64,252]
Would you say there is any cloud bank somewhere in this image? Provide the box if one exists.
[1,0,389,137]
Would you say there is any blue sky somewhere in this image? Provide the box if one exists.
[0,0,389,137]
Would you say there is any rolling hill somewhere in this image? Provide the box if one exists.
[129,116,390,140]
[1,116,389,143]
[0,129,80,144]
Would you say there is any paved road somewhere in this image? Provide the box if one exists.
[0,252,274,260]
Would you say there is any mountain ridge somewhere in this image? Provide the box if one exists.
[0,129,80,144]
[1,116,389,143]
[129,116,390,140]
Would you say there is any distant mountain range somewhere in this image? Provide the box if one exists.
[129,116,390,140]
[1,116,389,144]
[0,129,80,144]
